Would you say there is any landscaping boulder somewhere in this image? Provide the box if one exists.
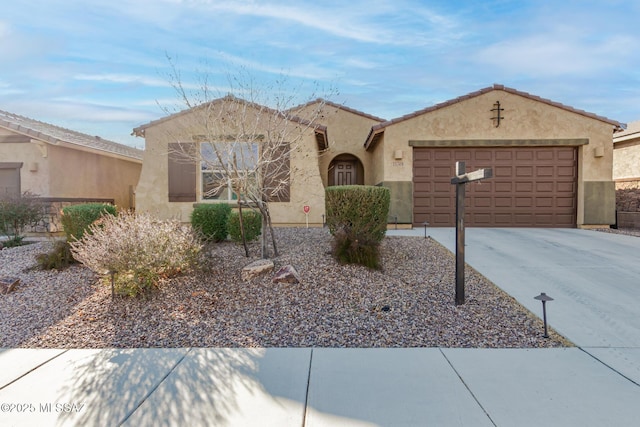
[272,265,301,284]
[241,259,274,281]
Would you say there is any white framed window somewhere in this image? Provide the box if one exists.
[200,142,258,201]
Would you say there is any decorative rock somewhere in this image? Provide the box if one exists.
[241,259,274,281]
[0,277,20,294]
[272,265,301,284]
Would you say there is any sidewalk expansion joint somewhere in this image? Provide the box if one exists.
[118,347,193,426]
[440,348,497,427]
[579,346,640,388]
[0,349,69,391]
[301,348,314,427]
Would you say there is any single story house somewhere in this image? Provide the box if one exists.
[133,85,623,229]
[0,110,143,232]
[613,120,640,227]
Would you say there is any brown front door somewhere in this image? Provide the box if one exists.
[334,161,357,186]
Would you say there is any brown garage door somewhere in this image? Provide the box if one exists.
[413,147,577,227]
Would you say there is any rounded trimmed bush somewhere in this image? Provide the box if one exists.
[190,203,232,242]
[228,210,262,243]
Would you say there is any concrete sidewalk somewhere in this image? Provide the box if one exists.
[2,347,640,426]
[2,228,640,426]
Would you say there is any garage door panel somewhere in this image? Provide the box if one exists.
[516,182,533,192]
[535,182,554,192]
[536,151,554,160]
[495,151,513,161]
[474,151,492,161]
[495,166,513,177]
[495,182,513,192]
[516,151,534,160]
[472,197,492,208]
[516,166,533,177]
[536,166,554,176]
[557,166,576,177]
[413,146,577,227]
[434,151,452,161]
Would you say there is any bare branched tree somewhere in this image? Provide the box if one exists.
[162,58,336,258]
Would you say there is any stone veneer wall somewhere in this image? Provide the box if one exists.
[26,198,114,235]
[615,181,640,229]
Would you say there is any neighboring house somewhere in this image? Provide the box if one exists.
[613,120,640,227]
[0,110,143,232]
[133,85,623,229]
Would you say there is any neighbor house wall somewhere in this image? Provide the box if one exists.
[372,89,616,226]
[47,145,141,209]
[0,129,51,196]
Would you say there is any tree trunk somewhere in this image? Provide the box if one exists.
[237,200,249,257]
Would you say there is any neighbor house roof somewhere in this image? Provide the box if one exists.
[365,84,626,150]
[0,109,143,161]
[289,98,387,123]
[613,120,640,144]
[132,95,329,150]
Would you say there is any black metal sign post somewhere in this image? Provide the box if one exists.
[450,161,492,305]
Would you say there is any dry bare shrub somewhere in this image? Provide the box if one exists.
[70,211,202,296]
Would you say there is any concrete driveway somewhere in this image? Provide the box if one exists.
[391,227,640,385]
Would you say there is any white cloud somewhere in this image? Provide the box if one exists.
[74,73,171,87]
[474,33,636,77]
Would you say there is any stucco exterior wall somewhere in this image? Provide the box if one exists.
[135,103,326,225]
[371,89,617,226]
[291,102,382,186]
[46,145,140,209]
[613,120,640,181]
[614,142,640,180]
[0,138,51,196]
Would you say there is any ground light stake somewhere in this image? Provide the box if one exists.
[534,292,554,338]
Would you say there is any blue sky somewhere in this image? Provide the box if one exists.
[1,0,639,148]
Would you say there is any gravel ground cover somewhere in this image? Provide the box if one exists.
[1,228,571,348]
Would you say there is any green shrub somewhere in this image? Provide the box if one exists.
[228,210,262,243]
[61,203,117,242]
[325,185,390,269]
[69,211,202,297]
[36,240,76,270]
[0,192,44,245]
[190,203,231,242]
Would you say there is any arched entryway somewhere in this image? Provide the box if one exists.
[328,154,364,186]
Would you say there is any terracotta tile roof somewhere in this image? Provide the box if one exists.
[0,109,143,161]
[365,84,625,150]
[133,95,328,148]
[289,98,387,123]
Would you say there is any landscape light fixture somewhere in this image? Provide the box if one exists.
[423,221,429,238]
[534,292,554,338]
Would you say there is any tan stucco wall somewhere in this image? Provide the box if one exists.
[290,102,382,187]
[47,145,141,208]
[135,102,327,225]
[0,137,51,196]
[613,138,640,180]
[613,120,640,181]
[370,89,617,226]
